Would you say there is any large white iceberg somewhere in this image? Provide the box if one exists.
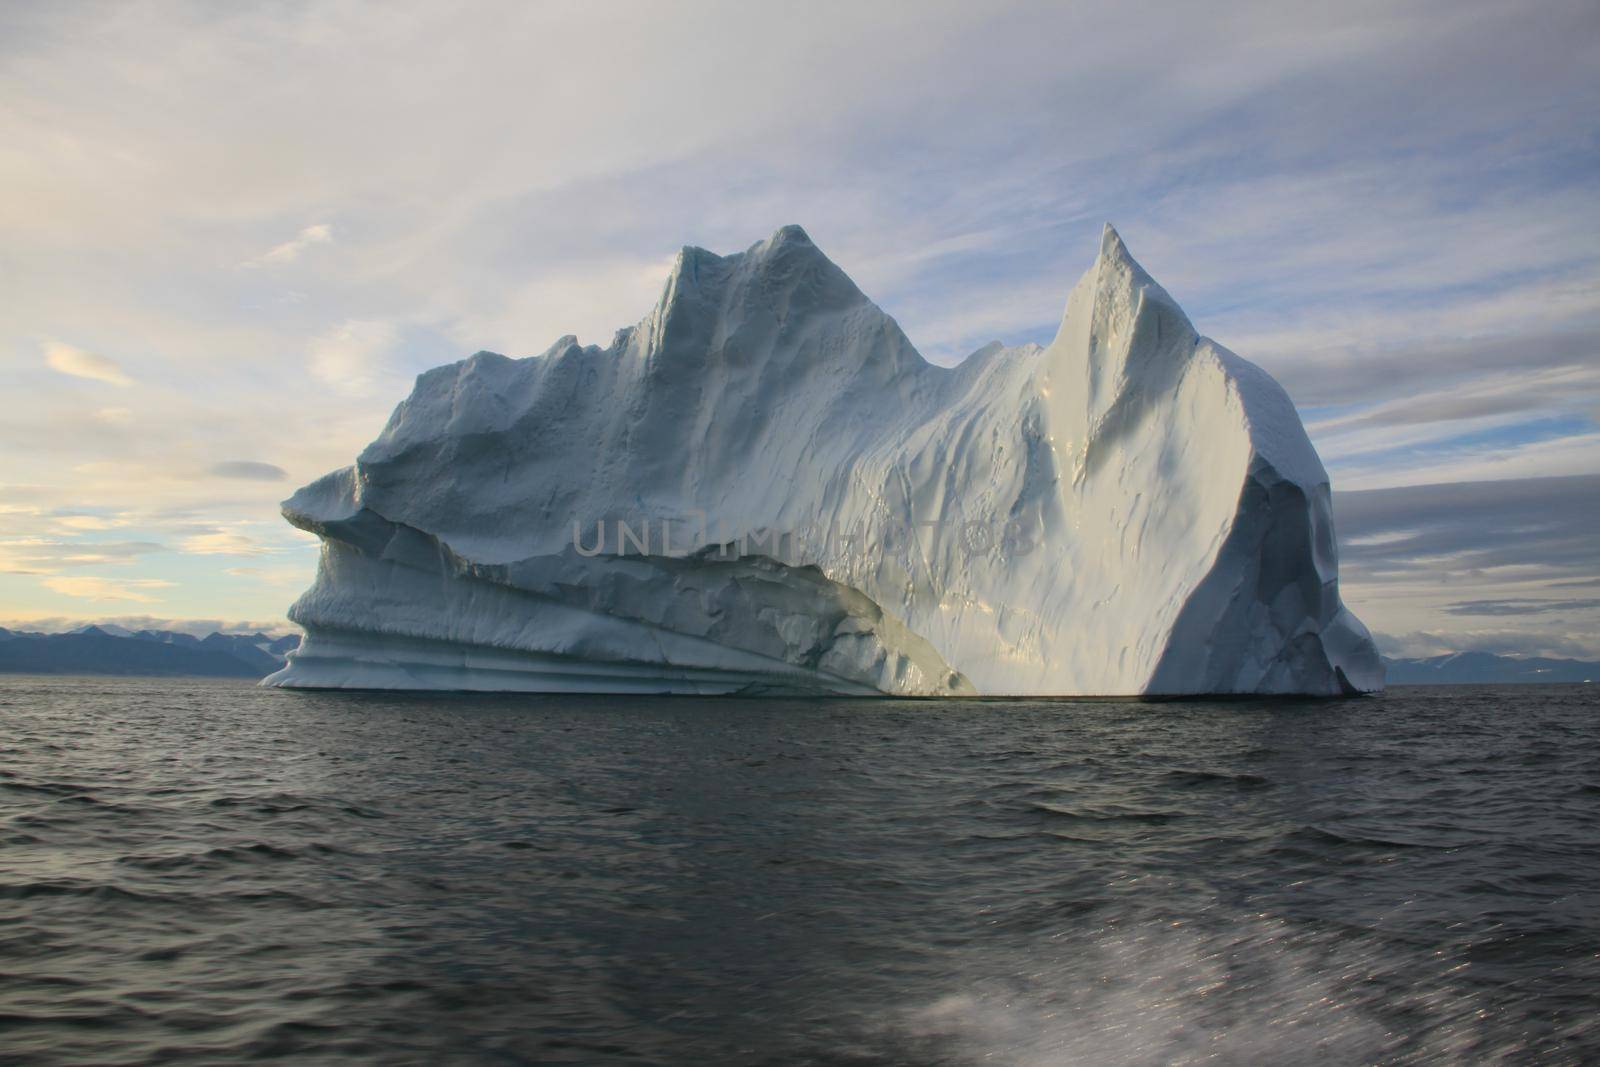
[266,225,1382,696]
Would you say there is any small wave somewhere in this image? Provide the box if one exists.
[0,779,91,797]
[0,881,161,904]
[1282,825,1451,850]
[208,795,310,814]
[1162,769,1273,790]
[1026,802,1183,824]
[206,793,387,819]
[117,842,311,871]
[0,1005,155,1032]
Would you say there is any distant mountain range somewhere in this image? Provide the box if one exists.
[1383,652,1598,685]
[0,625,1594,686]
[0,625,300,678]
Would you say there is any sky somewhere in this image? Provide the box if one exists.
[2,0,1597,657]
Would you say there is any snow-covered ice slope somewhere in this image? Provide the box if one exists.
[266,225,1382,696]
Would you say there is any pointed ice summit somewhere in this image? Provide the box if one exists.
[266,225,1383,696]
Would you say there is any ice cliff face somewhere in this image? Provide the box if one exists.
[266,225,1383,696]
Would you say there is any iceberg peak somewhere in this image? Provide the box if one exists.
[761,222,816,250]
[1097,220,1129,259]
[1080,222,1176,313]
[644,224,910,383]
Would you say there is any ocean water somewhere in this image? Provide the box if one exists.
[1,676,1596,1065]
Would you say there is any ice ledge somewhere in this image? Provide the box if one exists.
[266,505,975,697]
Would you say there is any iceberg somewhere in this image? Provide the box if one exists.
[265,225,1382,696]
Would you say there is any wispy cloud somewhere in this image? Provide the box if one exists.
[179,529,271,556]
[43,341,133,386]
[7,539,166,570]
[49,511,129,532]
[40,575,174,603]
[1443,598,1600,617]
[244,223,332,267]
[207,461,287,481]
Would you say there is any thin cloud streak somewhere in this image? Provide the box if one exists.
[39,575,174,603]
[243,223,332,267]
[207,461,287,482]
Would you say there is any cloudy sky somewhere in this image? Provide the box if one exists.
[2,1,1597,656]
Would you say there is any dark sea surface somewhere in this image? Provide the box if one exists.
[2,676,1597,1065]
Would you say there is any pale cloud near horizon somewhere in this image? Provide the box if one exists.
[2,0,1596,652]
